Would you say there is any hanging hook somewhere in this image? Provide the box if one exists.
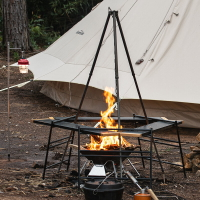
[108,7,112,12]
[21,51,24,59]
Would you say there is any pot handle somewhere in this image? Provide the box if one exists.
[146,187,159,200]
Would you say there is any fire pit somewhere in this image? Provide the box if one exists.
[80,149,131,166]
[78,87,138,166]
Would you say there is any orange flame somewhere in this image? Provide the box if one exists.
[86,87,130,150]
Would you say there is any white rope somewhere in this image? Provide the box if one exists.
[141,0,175,59]
[68,82,72,107]
[0,80,32,92]
[0,65,6,69]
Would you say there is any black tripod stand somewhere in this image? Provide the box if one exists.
[43,10,160,179]
[74,9,149,125]
[59,9,150,175]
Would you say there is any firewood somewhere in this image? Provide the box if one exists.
[103,145,111,149]
[185,152,198,159]
[191,146,200,153]
[95,144,101,149]
[190,146,196,151]
[91,135,102,143]
[192,156,200,172]
[185,160,193,170]
[196,133,200,142]
[170,162,183,171]
[110,144,119,147]
[183,155,192,170]
[196,170,200,177]
[69,144,85,150]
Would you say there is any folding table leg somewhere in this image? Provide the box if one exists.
[138,137,145,168]
[66,131,75,171]
[43,121,54,179]
[150,129,153,189]
[152,136,165,182]
[58,130,75,172]
[78,127,81,189]
[176,121,187,178]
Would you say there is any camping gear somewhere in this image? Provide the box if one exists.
[125,170,159,200]
[84,161,123,200]
[33,116,186,180]
[83,179,124,200]
[88,165,106,177]
[134,193,151,200]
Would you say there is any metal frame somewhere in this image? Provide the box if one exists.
[34,9,186,183]
[34,114,186,180]
[7,42,21,161]
[42,117,75,179]
[77,126,153,188]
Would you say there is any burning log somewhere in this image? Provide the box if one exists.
[85,87,137,151]
[69,144,85,150]
[86,135,134,150]
[90,135,102,143]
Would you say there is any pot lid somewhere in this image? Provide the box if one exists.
[84,179,123,190]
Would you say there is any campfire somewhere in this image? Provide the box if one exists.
[85,87,133,151]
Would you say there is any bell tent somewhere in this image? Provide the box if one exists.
[25,0,200,128]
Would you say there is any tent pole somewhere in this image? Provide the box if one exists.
[7,42,11,161]
[112,11,122,178]
[115,13,149,124]
[112,11,121,128]
[74,11,111,122]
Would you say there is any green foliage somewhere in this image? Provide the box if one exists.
[13,51,20,62]
[1,0,102,49]
[29,17,60,49]
[28,0,102,34]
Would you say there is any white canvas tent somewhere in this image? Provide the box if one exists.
[25,0,200,128]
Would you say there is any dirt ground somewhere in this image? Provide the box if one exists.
[0,51,200,200]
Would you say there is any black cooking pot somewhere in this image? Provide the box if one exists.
[83,179,124,200]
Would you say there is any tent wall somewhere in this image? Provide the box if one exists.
[41,81,200,128]
[23,0,200,129]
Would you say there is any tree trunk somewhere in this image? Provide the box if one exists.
[3,0,30,50]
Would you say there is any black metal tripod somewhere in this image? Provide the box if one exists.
[74,9,149,125]
[39,8,187,177]
[46,10,152,177]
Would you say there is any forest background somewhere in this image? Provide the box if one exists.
[0,0,101,53]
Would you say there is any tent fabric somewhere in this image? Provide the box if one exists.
[41,81,200,128]
[25,0,200,128]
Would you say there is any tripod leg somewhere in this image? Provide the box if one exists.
[115,13,149,125]
[74,11,112,123]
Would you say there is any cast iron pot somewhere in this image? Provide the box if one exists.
[83,179,124,200]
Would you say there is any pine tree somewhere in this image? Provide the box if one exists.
[2,0,30,50]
